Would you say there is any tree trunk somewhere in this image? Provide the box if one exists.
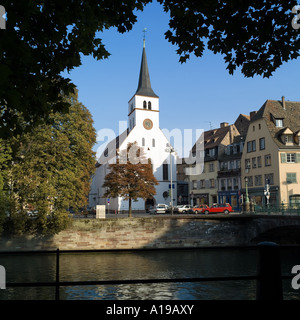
[128,197,132,217]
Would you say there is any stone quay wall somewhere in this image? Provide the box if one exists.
[1,215,300,252]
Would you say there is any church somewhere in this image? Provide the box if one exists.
[89,40,177,213]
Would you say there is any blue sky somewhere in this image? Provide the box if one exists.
[64,1,300,152]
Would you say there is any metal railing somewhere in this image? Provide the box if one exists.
[254,203,300,215]
[0,244,296,300]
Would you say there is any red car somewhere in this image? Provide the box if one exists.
[199,203,233,214]
[188,204,209,214]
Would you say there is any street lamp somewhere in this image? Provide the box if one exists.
[264,179,270,209]
[165,145,175,215]
[244,176,250,212]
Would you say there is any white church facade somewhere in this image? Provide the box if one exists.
[89,41,177,213]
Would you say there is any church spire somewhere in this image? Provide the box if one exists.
[135,38,158,98]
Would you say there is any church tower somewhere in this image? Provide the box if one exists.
[89,38,177,213]
[128,40,159,132]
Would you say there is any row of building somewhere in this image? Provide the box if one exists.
[89,41,300,213]
[178,97,300,211]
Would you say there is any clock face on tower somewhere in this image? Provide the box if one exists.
[143,119,153,130]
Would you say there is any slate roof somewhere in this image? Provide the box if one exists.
[191,124,237,155]
[135,46,158,98]
[202,126,232,149]
[251,99,300,149]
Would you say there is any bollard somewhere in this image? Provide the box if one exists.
[96,205,106,218]
[256,242,283,300]
[55,248,60,300]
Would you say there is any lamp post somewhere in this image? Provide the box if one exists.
[165,146,175,215]
[244,177,250,212]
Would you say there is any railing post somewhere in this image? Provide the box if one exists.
[55,248,60,300]
[256,242,283,300]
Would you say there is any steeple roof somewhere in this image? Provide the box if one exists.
[135,41,158,98]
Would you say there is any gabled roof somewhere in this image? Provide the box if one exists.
[251,99,300,148]
[135,43,158,98]
[203,126,232,149]
[191,124,238,154]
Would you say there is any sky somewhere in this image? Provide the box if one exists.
[63,1,300,155]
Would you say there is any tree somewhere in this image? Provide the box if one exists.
[103,142,158,217]
[0,139,11,234]
[4,91,96,235]
[1,1,299,137]
[0,0,151,137]
[159,0,300,77]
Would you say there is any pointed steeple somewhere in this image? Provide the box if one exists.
[135,40,158,98]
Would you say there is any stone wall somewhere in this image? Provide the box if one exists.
[1,215,300,251]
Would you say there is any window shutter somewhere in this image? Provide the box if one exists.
[281,153,287,163]
[197,181,201,189]
[205,180,210,188]
[295,153,300,163]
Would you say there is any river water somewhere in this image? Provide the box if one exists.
[0,247,299,300]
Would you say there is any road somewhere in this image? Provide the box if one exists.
[72,212,242,219]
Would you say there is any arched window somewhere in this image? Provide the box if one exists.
[148,101,152,110]
[143,101,147,109]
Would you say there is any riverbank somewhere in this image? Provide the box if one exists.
[1,214,300,251]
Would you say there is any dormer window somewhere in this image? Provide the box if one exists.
[296,131,300,145]
[270,113,284,127]
[285,135,293,144]
[275,118,283,127]
[280,127,294,145]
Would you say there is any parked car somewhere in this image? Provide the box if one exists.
[199,203,233,214]
[149,204,169,214]
[27,210,38,217]
[188,204,209,214]
[176,204,193,213]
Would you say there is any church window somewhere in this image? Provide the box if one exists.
[148,101,152,110]
[163,163,168,181]
[152,139,155,147]
[104,148,108,157]
[143,101,147,109]
[142,138,145,146]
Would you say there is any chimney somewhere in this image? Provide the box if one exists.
[282,96,286,110]
[250,111,257,120]
[220,122,229,128]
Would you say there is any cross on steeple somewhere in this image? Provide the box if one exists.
[143,28,147,48]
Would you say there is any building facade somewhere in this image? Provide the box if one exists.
[241,97,300,207]
[217,135,244,211]
[188,122,241,207]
